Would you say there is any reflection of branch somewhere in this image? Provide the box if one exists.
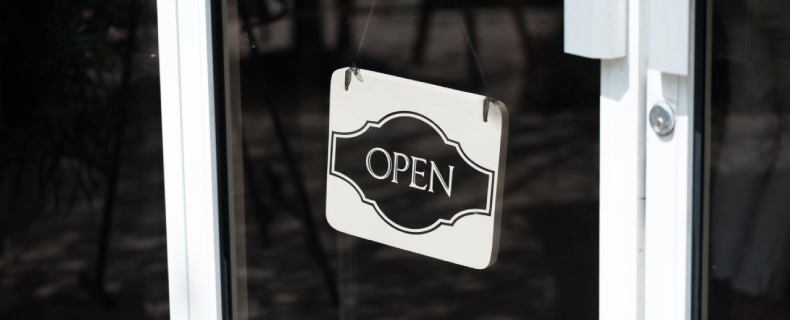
[0,2,142,261]
[256,0,290,25]
[258,79,340,306]
[47,153,110,172]
[504,119,598,193]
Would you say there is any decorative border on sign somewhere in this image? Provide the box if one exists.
[329,111,495,234]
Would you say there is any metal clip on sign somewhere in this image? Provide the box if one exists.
[344,66,495,123]
[483,97,496,122]
[344,63,362,91]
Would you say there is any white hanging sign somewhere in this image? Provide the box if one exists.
[325,68,508,269]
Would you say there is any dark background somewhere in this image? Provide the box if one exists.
[708,0,790,318]
[1,0,169,319]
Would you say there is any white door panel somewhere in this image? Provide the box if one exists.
[644,0,699,319]
[644,71,696,320]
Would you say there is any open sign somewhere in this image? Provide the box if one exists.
[364,147,455,197]
[326,69,508,269]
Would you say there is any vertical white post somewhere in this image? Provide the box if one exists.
[598,0,647,319]
[644,0,697,319]
[157,0,223,319]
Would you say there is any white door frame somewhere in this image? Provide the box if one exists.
[643,0,706,319]
[565,0,647,318]
[157,0,224,319]
[597,0,648,317]
[567,0,704,319]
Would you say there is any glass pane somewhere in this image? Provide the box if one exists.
[708,0,790,318]
[223,0,600,318]
[0,1,169,318]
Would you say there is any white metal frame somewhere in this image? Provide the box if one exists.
[157,0,223,319]
[643,0,700,319]
[568,0,701,319]
[643,72,696,320]
[597,0,647,318]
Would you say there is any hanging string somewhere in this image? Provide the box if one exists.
[452,1,490,98]
[353,0,377,66]
[450,1,496,121]
[347,0,495,121]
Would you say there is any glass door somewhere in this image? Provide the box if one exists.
[705,0,790,319]
[649,0,790,319]
[214,0,610,319]
[0,0,170,318]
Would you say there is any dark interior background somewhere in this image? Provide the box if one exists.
[0,0,169,319]
[232,0,600,319]
[708,0,790,318]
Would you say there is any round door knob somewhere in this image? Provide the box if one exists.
[649,101,675,136]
